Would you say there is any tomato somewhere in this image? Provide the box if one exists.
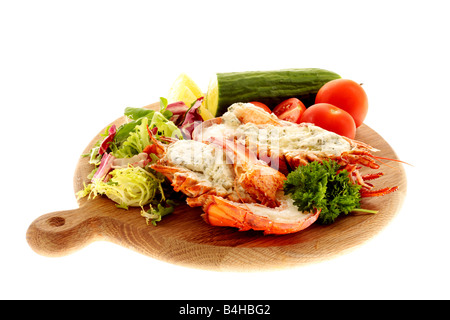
[315,79,368,128]
[272,98,306,124]
[300,103,356,139]
[249,101,272,113]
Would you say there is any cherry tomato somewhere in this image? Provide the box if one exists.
[249,101,272,113]
[300,103,356,139]
[315,79,368,128]
[272,98,306,124]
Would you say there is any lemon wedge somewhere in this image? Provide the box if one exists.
[206,74,219,118]
[167,73,214,120]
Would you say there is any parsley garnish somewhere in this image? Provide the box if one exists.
[284,160,374,224]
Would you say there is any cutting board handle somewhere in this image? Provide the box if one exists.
[26,201,101,257]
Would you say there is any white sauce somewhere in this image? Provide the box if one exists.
[217,104,352,156]
[235,123,351,155]
[166,140,235,193]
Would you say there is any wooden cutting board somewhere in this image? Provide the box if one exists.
[26,102,407,271]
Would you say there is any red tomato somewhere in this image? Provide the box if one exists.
[315,79,368,128]
[300,103,356,139]
[272,98,306,124]
[249,101,272,113]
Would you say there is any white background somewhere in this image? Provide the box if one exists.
[1,0,449,300]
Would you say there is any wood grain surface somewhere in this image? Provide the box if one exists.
[26,102,407,271]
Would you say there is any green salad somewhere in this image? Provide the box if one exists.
[77,97,202,225]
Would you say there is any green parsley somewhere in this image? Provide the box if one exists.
[283,160,376,224]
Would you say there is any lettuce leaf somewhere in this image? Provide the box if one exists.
[111,98,183,158]
[166,101,189,126]
[80,166,165,209]
[112,117,151,158]
[179,97,204,139]
[99,124,117,155]
[141,203,175,226]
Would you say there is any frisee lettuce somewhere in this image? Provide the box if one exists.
[141,202,175,226]
[79,166,164,209]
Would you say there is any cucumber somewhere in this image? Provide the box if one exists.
[206,68,341,117]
